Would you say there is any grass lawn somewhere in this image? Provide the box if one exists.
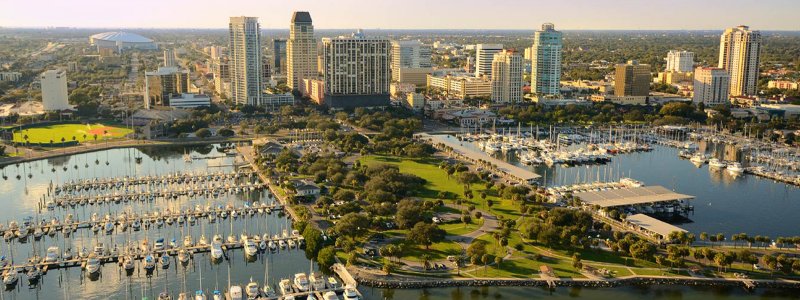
[440,220,483,236]
[631,268,688,276]
[12,123,132,144]
[393,239,463,262]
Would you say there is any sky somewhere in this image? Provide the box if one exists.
[1,0,799,30]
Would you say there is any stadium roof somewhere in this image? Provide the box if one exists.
[573,186,694,208]
[90,31,153,43]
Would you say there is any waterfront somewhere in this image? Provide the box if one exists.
[0,144,320,299]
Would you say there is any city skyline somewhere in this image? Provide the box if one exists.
[1,0,799,30]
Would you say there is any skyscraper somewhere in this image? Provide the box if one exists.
[272,39,287,75]
[321,30,391,108]
[615,60,651,97]
[163,49,176,67]
[531,23,562,97]
[390,40,432,86]
[665,50,694,72]
[40,70,70,111]
[144,67,190,109]
[287,11,317,91]
[718,25,761,97]
[693,67,730,106]
[490,50,523,104]
[474,44,503,77]
[228,16,263,106]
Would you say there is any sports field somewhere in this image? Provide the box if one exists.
[12,123,133,144]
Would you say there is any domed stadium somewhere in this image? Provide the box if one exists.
[89,31,157,50]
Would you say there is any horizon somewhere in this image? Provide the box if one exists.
[1,0,799,30]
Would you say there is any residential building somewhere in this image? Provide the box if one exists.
[767,80,798,90]
[531,23,562,97]
[490,50,523,104]
[391,40,432,86]
[390,82,416,97]
[144,66,190,109]
[303,78,325,105]
[168,93,211,109]
[228,16,263,105]
[272,39,287,75]
[287,11,317,91]
[474,44,503,77]
[40,70,70,111]
[67,61,78,72]
[719,25,761,96]
[657,70,693,85]
[321,30,391,108]
[0,72,22,82]
[427,71,492,99]
[404,93,425,111]
[293,179,320,197]
[262,55,272,87]
[693,67,730,106]
[615,60,651,97]
[163,49,176,67]
[665,50,694,72]
[590,94,647,105]
[210,57,230,97]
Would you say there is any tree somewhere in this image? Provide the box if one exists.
[195,128,212,138]
[457,171,481,189]
[407,222,445,249]
[382,259,394,275]
[495,256,503,271]
[481,254,491,274]
[316,246,337,274]
[572,254,583,270]
[395,199,425,229]
[303,227,324,260]
[334,213,370,237]
[218,128,235,137]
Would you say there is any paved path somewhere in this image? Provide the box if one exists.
[444,205,499,248]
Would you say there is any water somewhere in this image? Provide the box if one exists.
[0,144,317,299]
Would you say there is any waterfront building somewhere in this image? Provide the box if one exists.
[168,93,211,109]
[228,16,263,105]
[163,49,176,67]
[391,40,432,86]
[665,50,695,72]
[474,44,503,77]
[40,70,71,111]
[693,67,730,106]
[719,25,761,96]
[321,30,391,108]
[427,71,492,99]
[144,66,190,109]
[531,23,562,97]
[490,50,523,104]
[287,12,317,91]
[615,60,651,97]
[272,39,287,75]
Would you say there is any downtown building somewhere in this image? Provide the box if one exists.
[490,50,523,104]
[321,30,391,108]
[718,25,761,97]
[693,67,730,106]
[228,16,263,106]
[272,39,287,76]
[665,50,695,72]
[287,12,318,91]
[531,23,562,98]
[144,66,190,109]
[474,44,503,77]
[40,70,71,111]
[390,40,432,86]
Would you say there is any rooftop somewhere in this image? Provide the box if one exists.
[573,186,694,208]
[626,214,686,237]
[291,11,312,23]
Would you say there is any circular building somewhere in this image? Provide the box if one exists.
[90,31,156,51]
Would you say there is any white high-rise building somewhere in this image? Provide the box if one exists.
[719,25,761,97]
[321,30,391,108]
[228,16,263,105]
[693,67,730,106]
[390,40,432,86]
[287,11,317,91]
[40,70,71,111]
[163,49,176,67]
[665,50,694,72]
[531,23,562,97]
[475,44,503,77]
[490,50,523,104]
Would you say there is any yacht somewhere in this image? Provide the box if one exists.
[342,286,359,300]
[86,254,101,275]
[293,273,309,292]
[278,279,293,295]
[210,240,223,260]
[727,162,745,175]
[243,239,258,257]
[690,153,707,164]
[227,285,243,300]
[3,270,18,286]
[309,272,326,291]
[322,291,340,300]
[708,158,727,169]
[245,278,260,299]
[178,249,191,264]
[44,246,60,263]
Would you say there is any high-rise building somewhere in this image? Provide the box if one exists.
[262,55,272,87]
[719,25,761,97]
[40,70,70,111]
[531,23,563,97]
[272,39,287,75]
[228,16,263,105]
[390,40,432,86]
[144,67,190,109]
[474,44,503,77]
[490,50,523,104]
[665,50,694,72]
[614,60,651,97]
[163,49,176,67]
[321,30,391,108]
[693,67,730,106]
[287,11,317,91]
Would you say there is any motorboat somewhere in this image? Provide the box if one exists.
[708,158,726,169]
[210,241,223,260]
[309,272,326,291]
[228,285,243,300]
[154,238,165,251]
[690,153,707,164]
[727,162,745,175]
[322,291,340,300]
[243,239,258,257]
[245,278,260,299]
[293,273,309,292]
[278,279,293,295]
[44,246,60,263]
[86,254,101,275]
[3,270,18,286]
[342,286,359,300]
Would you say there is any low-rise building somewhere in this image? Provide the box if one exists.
[590,94,648,105]
[257,92,295,111]
[656,71,693,85]
[404,93,425,111]
[427,71,491,99]
[390,82,416,97]
[0,72,22,82]
[293,179,320,197]
[168,93,211,109]
[767,80,799,90]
